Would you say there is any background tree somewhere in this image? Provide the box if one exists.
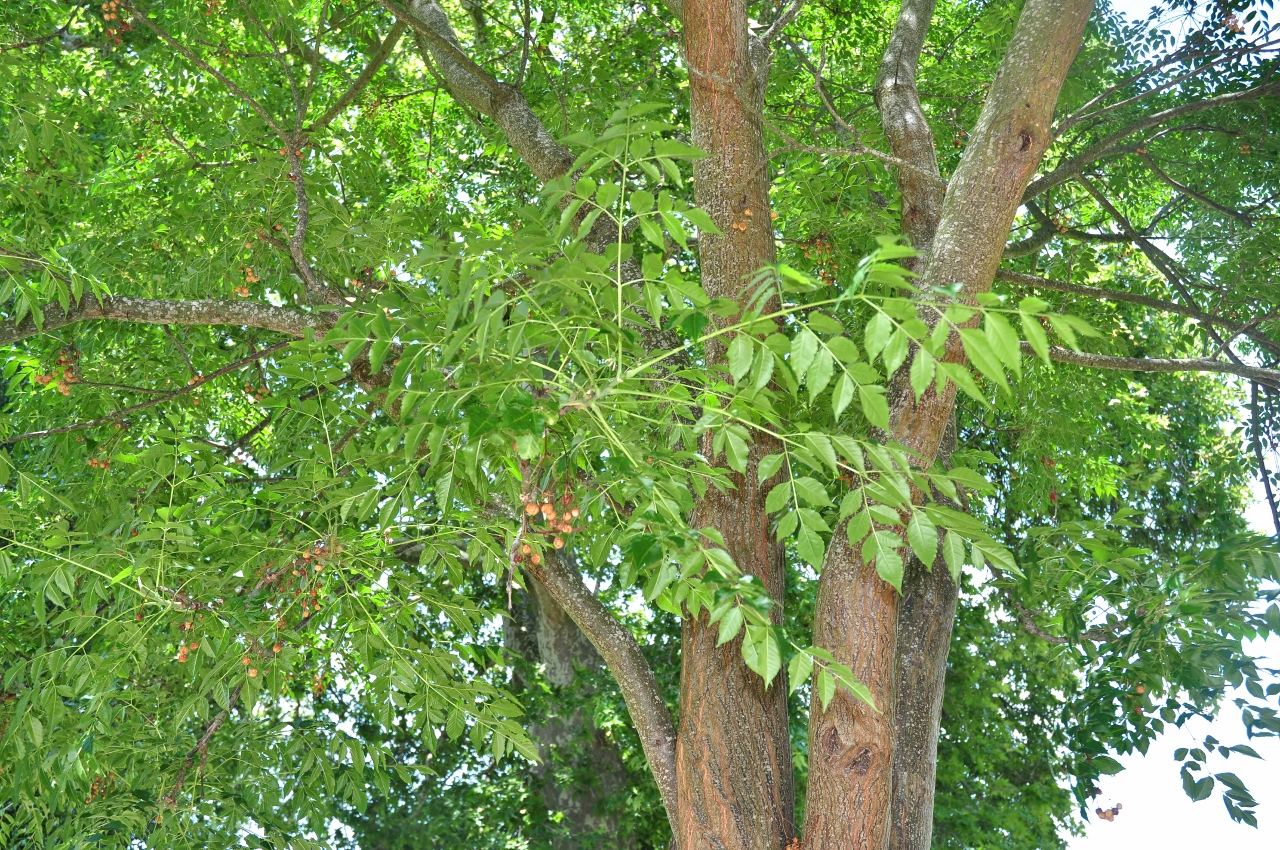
[1,1,1279,849]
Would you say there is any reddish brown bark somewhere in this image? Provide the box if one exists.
[803,528,900,850]
[677,3,794,850]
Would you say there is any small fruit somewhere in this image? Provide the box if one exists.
[553,537,565,549]
[521,543,532,555]
[530,552,542,566]
[248,668,258,678]
[273,644,282,654]
[525,503,539,516]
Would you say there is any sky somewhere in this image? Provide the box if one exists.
[1066,5,1278,846]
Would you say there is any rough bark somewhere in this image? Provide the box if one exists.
[677,3,794,850]
[402,0,575,183]
[803,526,900,850]
[874,0,944,255]
[887,422,958,850]
[0,294,326,347]
[895,0,1098,467]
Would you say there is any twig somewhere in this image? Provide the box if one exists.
[761,0,806,45]
[162,326,198,377]
[1251,382,1280,537]
[308,21,407,131]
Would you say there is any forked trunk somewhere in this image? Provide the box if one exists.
[803,3,1096,849]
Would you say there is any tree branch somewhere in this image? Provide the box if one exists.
[0,295,328,348]
[389,0,575,183]
[3,340,296,445]
[308,20,407,132]
[1137,152,1252,225]
[1025,78,1280,203]
[761,0,806,45]
[526,550,679,834]
[1021,341,1280,388]
[873,0,945,252]
[122,1,287,139]
[1251,382,1280,537]
[995,268,1280,357]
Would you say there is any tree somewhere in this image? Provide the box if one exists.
[1,1,1279,848]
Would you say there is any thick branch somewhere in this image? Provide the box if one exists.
[527,551,679,833]
[1022,341,1280,388]
[1025,78,1280,203]
[0,295,327,348]
[761,0,806,45]
[995,269,1280,357]
[390,0,574,184]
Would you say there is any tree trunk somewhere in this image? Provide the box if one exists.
[677,3,795,850]
[803,3,1096,848]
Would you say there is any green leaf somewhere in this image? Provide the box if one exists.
[907,512,938,566]
[808,311,844,335]
[909,350,935,399]
[859,386,890,430]
[808,348,834,400]
[846,510,872,547]
[757,453,785,483]
[791,329,819,380]
[727,335,753,383]
[765,482,792,513]
[788,651,814,694]
[792,477,832,507]
[682,207,722,235]
[864,312,893,362]
[797,524,826,567]
[717,606,744,646]
[725,430,750,473]
[983,313,1022,378]
[942,531,965,583]
[827,336,861,363]
[630,190,654,214]
[1021,311,1052,364]
[958,328,1010,394]
[804,434,840,475]
[817,668,836,710]
[832,373,855,420]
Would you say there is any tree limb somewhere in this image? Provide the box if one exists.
[0,295,327,348]
[3,340,296,445]
[308,20,407,132]
[122,1,288,139]
[1021,341,1280,388]
[761,0,806,45]
[995,268,1280,357]
[526,550,679,834]
[388,0,575,184]
[1025,78,1280,203]
[1136,152,1252,225]
[1251,382,1280,537]
[874,0,945,253]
